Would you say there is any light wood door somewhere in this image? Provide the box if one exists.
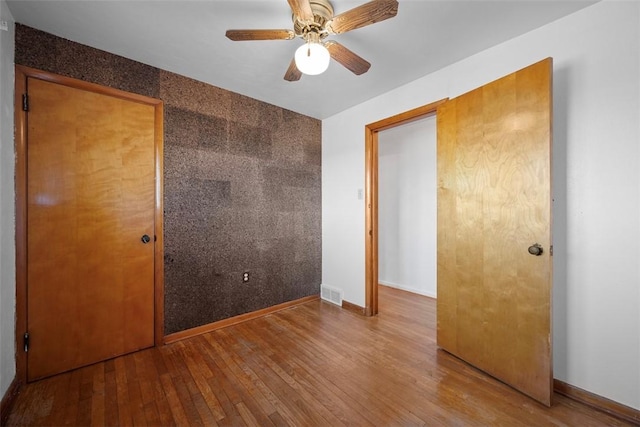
[26,77,156,381]
[436,58,553,405]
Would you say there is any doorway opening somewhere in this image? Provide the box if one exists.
[364,99,447,315]
[378,115,437,299]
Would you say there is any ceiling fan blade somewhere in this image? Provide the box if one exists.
[327,0,398,34]
[287,0,314,22]
[284,58,302,81]
[287,0,315,23]
[226,29,295,41]
[325,41,371,75]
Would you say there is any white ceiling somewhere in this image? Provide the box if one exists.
[6,0,597,119]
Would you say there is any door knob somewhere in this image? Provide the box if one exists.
[141,234,151,244]
[528,244,543,256]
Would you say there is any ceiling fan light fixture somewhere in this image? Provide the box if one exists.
[294,42,330,75]
[226,0,399,81]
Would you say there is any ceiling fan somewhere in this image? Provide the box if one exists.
[226,0,399,81]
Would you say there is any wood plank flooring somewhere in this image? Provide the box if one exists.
[6,286,633,426]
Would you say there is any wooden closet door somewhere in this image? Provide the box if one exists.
[26,77,156,381]
[437,58,553,405]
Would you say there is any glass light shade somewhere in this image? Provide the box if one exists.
[294,42,330,75]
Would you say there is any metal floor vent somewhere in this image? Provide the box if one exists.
[321,284,343,306]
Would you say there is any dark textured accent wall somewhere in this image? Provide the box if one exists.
[15,25,322,335]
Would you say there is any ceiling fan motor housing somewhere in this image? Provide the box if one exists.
[293,0,334,40]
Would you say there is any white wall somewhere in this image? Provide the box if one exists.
[322,0,640,410]
[0,0,15,400]
[378,116,436,298]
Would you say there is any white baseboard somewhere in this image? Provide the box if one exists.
[379,280,437,299]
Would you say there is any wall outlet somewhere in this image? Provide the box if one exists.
[242,272,249,282]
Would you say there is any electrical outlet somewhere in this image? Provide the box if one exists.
[242,272,249,282]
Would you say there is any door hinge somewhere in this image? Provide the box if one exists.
[23,332,29,352]
[22,93,29,112]
[550,245,553,256]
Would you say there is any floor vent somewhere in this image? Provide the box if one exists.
[321,284,343,306]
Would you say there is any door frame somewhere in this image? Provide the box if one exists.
[14,65,165,383]
[364,99,447,316]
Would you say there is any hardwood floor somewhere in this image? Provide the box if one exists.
[6,286,633,426]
